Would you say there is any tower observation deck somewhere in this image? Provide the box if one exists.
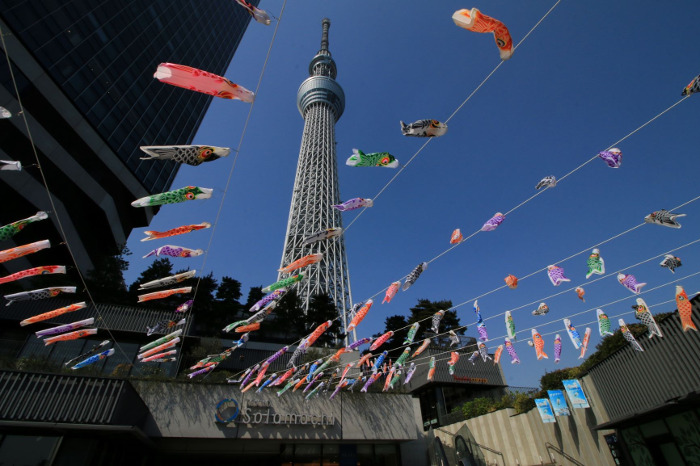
[279,18,353,340]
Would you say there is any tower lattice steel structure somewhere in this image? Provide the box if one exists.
[279,18,352,338]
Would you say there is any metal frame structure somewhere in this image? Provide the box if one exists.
[279,18,353,340]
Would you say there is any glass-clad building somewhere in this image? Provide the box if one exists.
[0,0,258,273]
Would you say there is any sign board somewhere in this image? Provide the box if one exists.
[535,398,556,423]
[562,379,590,409]
[215,399,335,426]
[547,390,570,416]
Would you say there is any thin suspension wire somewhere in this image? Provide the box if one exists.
[266,286,688,386]
[343,1,562,233]
[175,0,289,376]
[335,237,700,373]
[229,235,700,383]
[192,0,288,297]
[537,298,676,340]
[234,189,700,379]
[557,96,689,185]
[345,104,696,321]
[223,1,695,382]
[402,272,700,371]
[363,293,682,377]
[435,192,700,314]
[0,25,131,363]
[423,235,700,350]
[353,191,700,332]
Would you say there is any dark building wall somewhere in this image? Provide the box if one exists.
[583,296,700,464]
[0,370,427,466]
[1,0,255,192]
[586,296,700,423]
[0,0,257,272]
[402,344,507,430]
[132,380,422,441]
[0,298,197,378]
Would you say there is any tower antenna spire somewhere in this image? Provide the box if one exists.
[280,17,353,343]
[320,18,330,53]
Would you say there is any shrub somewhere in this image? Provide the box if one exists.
[513,393,536,414]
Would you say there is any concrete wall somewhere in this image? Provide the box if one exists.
[132,380,424,443]
[432,374,616,465]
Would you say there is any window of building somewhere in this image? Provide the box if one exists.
[291,444,321,466]
[375,444,400,466]
[0,435,60,466]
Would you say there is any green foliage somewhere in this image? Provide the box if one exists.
[456,392,537,420]
[190,271,218,313]
[266,289,305,340]
[374,299,465,357]
[578,322,647,372]
[84,245,131,305]
[513,393,536,414]
[244,286,265,311]
[306,293,341,346]
[187,338,224,361]
[216,276,243,304]
[460,397,496,419]
[540,367,583,391]
[409,299,462,334]
[126,258,175,306]
[373,314,408,356]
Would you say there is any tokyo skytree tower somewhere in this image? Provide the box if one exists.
[278,18,352,336]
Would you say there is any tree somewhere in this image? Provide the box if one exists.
[409,299,463,333]
[267,289,305,341]
[578,322,647,372]
[126,258,175,306]
[187,272,220,335]
[216,276,243,307]
[84,245,131,304]
[373,314,408,356]
[208,276,245,336]
[243,286,265,313]
[408,299,466,348]
[189,271,218,313]
[540,367,582,391]
[306,293,341,346]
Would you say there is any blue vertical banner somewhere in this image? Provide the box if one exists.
[535,398,556,423]
[547,390,570,416]
[563,379,590,409]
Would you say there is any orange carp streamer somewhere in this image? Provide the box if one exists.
[453,8,514,60]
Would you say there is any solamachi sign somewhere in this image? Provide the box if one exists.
[215,399,335,426]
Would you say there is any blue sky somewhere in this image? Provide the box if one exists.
[124,0,700,388]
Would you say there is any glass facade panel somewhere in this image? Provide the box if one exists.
[103,341,138,377]
[640,419,668,437]
[294,444,321,466]
[1,0,258,193]
[52,437,98,466]
[621,426,658,466]
[49,339,90,367]
[323,444,340,466]
[658,442,685,465]
[666,412,700,464]
[357,444,374,465]
[0,435,60,466]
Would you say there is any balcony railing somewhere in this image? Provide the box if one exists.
[0,370,148,426]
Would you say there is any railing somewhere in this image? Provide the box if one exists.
[545,442,584,466]
[454,435,478,466]
[0,370,148,426]
[467,438,505,466]
[432,437,450,466]
[505,386,539,395]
